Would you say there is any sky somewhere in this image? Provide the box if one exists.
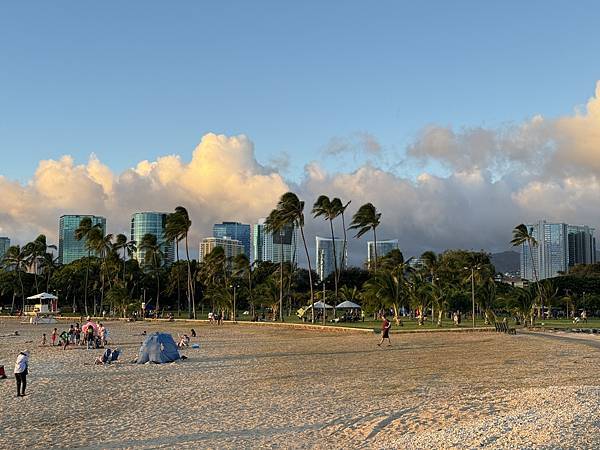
[1,1,600,265]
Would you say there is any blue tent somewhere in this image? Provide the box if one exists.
[137,332,181,364]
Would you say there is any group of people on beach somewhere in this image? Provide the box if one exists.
[41,320,109,350]
[208,311,224,325]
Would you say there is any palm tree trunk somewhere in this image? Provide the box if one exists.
[373,227,378,273]
[329,219,339,304]
[185,235,196,319]
[279,240,283,322]
[340,211,348,286]
[84,252,90,316]
[154,253,160,312]
[299,226,315,323]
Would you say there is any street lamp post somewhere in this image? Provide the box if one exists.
[464,265,480,329]
[230,284,238,322]
[322,281,326,326]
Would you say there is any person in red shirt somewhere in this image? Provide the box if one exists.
[378,314,392,347]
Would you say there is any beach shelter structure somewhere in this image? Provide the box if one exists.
[82,321,99,335]
[137,332,181,364]
[336,300,361,309]
[25,292,59,324]
[305,301,334,310]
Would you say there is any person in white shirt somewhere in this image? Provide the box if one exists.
[14,350,29,397]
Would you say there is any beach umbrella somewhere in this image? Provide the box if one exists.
[82,321,99,334]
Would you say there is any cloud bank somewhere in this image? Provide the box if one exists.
[2,82,600,265]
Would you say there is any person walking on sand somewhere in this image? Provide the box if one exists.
[14,350,29,397]
[378,315,392,347]
[41,333,47,346]
[51,328,58,346]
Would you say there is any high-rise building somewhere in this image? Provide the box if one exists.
[130,212,174,267]
[520,220,596,280]
[58,215,106,264]
[367,239,399,267]
[199,236,244,268]
[252,218,298,264]
[213,222,251,257]
[0,237,10,260]
[315,236,346,281]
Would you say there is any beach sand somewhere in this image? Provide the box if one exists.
[1,319,600,449]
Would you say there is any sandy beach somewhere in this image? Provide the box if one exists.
[1,319,600,449]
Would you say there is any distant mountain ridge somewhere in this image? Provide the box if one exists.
[491,250,520,275]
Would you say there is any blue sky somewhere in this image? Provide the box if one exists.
[2,1,600,183]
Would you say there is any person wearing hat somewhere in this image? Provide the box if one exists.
[14,350,29,397]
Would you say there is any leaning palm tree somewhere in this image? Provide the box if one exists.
[349,203,381,272]
[23,234,57,292]
[312,195,342,303]
[511,224,539,283]
[166,207,194,318]
[270,192,315,323]
[331,198,351,278]
[511,224,541,313]
[264,209,288,322]
[75,217,102,316]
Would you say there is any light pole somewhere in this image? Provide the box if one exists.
[230,284,238,322]
[464,265,481,328]
[322,280,326,325]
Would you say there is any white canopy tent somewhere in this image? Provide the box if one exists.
[336,300,361,309]
[27,292,58,300]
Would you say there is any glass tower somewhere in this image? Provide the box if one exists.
[130,212,174,267]
[520,221,596,280]
[0,237,10,260]
[367,239,399,267]
[58,215,106,264]
[212,222,251,257]
[315,236,346,281]
[252,218,298,264]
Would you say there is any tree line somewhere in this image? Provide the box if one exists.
[2,196,600,324]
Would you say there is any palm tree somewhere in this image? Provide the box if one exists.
[114,233,136,283]
[331,198,351,282]
[511,224,539,283]
[23,235,57,292]
[233,253,254,316]
[166,207,194,318]
[364,270,406,325]
[264,208,288,322]
[511,224,541,316]
[2,245,27,311]
[139,233,164,312]
[75,217,102,316]
[89,232,114,314]
[349,203,381,272]
[312,195,342,303]
[269,192,315,323]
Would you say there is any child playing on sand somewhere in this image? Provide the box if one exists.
[41,333,47,346]
[51,328,58,346]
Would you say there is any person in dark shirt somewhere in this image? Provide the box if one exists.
[378,315,392,347]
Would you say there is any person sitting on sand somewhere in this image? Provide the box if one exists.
[191,328,197,338]
[178,334,190,348]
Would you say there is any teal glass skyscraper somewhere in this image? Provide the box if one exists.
[0,237,10,260]
[58,215,106,264]
[130,212,174,266]
[213,222,251,256]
